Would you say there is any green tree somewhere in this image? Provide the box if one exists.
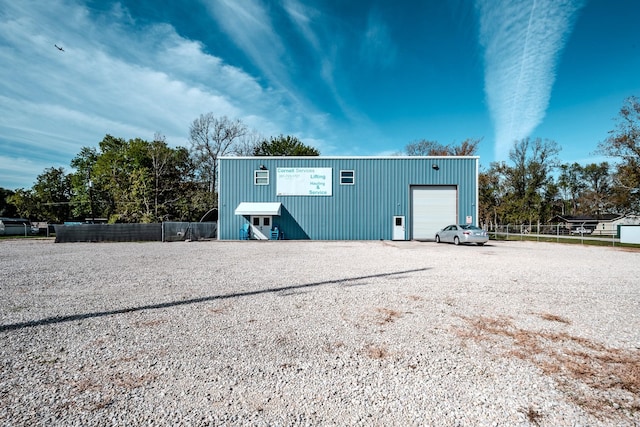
[598,96,640,213]
[149,134,188,221]
[32,167,72,223]
[6,168,71,222]
[165,146,210,222]
[0,188,18,217]
[478,163,508,228]
[6,189,36,220]
[253,135,320,156]
[91,135,131,222]
[482,138,560,225]
[70,146,101,221]
[70,135,203,223]
[541,180,562,221]
[612,163,640,213]
[557,163,584,215]
[578,162,612,215]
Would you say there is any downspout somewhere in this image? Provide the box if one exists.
[475,157,479,226]
[217,158,221,240]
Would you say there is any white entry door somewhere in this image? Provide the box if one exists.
[392,216,405,240]
[250,216,271,240]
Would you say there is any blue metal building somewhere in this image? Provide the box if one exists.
[218,156,479,241]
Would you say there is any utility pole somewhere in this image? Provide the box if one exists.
[87,171,95,223]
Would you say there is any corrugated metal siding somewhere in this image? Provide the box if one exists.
[218,157,478,240]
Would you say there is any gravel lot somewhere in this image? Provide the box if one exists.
[1,238,639,426]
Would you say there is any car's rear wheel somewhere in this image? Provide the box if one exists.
[477,242,485,246]
[454,236,460,245]
[435,235,440,243]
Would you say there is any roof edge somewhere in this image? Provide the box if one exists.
[219,155,480,160]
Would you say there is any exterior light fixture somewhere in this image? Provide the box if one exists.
[259,164,267,170]
[432,164,440,171]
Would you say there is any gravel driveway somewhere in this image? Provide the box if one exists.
[1,239,639,426]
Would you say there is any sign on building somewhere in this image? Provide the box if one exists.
[276,167,333,196]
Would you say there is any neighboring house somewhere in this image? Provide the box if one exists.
[0,217,39,236]
[551,214,640,236]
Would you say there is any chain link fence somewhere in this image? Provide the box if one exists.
[489,223,620,244]
[162,222,217,242]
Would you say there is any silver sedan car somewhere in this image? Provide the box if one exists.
[435,224,489,246]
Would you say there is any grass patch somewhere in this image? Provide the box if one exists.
[455,315,640,422]
[0,235,46,240]
[491,234,640,249]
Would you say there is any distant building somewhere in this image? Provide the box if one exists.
[217,156,479,240]
[551,214,640,236]
[0,217,39,236]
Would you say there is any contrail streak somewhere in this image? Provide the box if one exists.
[475,0,584,159]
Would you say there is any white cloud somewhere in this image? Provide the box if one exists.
[202,0,292,95]
[360,9,397,68]
[475,0,585,160]
[0,156,55,191]
[282,2,345,112]
[0,0,332,189]
[283,0,322,52]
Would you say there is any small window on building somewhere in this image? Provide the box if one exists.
[264,217,270,227]
[254,170,269,185]
[253,217,260,226]
[340,170,355,185]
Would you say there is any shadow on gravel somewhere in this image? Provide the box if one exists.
[0,268,428,332]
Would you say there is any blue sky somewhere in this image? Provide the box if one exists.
[1,0,639,190]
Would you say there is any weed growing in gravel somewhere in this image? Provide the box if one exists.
[134,319,166,327]
[207,305,228,315]
[365,344,390,359]
[375,307,402,325]
[455,315,640,422]
[537,312,571,324]
[521,406,543,425]
[323,341,345,353]
[8,304,29,312]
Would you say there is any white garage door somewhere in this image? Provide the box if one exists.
[412,186,457,240]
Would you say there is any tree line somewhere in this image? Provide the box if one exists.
[1,114,318,223]
[1,97,638,225]
[478,96,639,226]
